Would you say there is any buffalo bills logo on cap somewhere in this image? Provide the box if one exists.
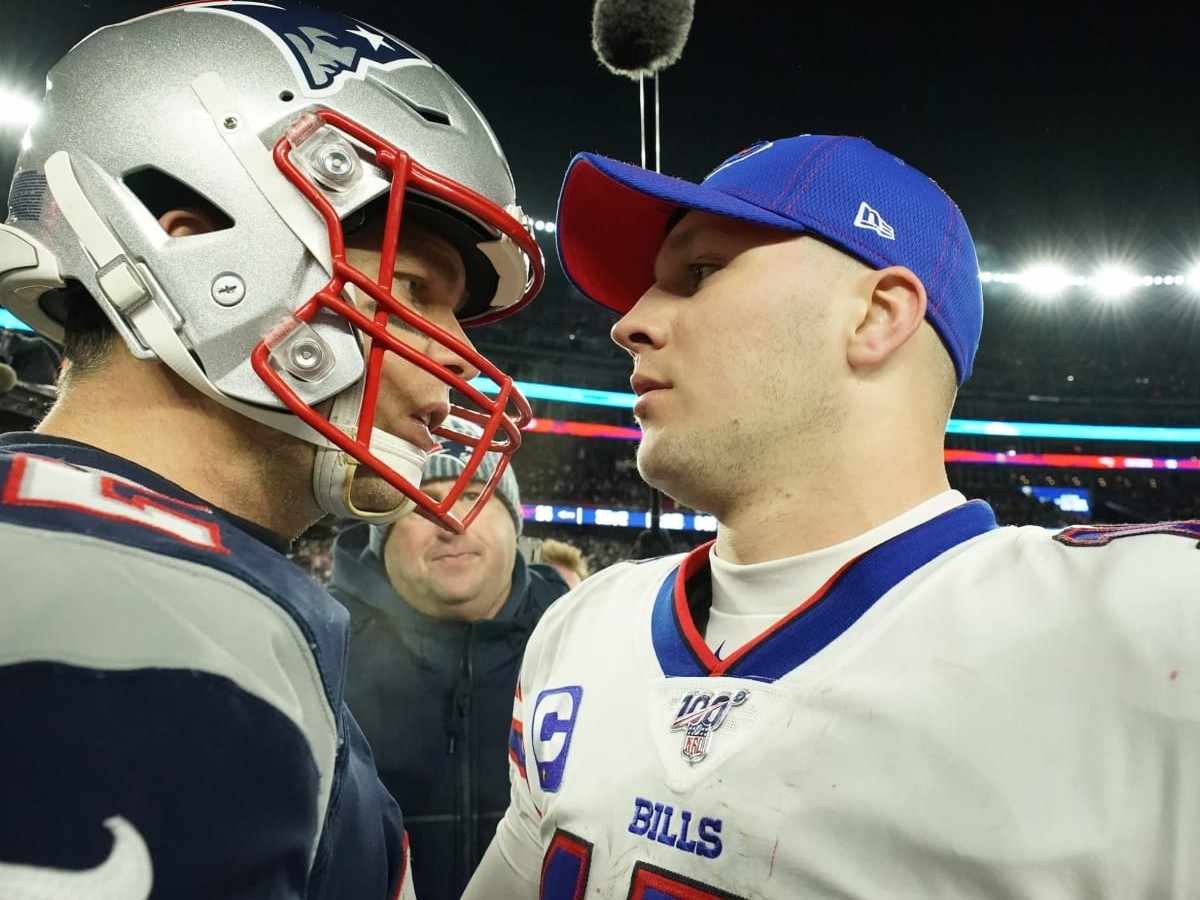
[704,140,775,180]
[187,2,427,94]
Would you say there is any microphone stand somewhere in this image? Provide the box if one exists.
[631,72,675,560]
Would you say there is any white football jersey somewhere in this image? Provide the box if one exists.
[485,501,1200,898]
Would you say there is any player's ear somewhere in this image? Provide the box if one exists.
[846,266,928,374]
[158,207,222,238]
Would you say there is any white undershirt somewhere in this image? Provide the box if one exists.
[705,490,967,658]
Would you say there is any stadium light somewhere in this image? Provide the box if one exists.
[0,86,38,129]
[1018,263,1071,300]
[979,266,1190,295]
[1093,264,1140,301]
[1187,263,1200,294]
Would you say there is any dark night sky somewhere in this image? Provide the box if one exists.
[2,1,1199,275]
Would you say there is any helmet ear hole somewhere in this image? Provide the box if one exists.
[122,167,235,234]
[279,90,295,102]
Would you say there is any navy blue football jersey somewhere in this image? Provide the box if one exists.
[0,433,413,899]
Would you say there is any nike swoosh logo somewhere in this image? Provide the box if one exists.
[0,816,153,899]
[713,641,726,661]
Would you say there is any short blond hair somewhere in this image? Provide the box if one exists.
[540,539,589,580]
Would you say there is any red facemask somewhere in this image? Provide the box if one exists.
[249,107,543,533]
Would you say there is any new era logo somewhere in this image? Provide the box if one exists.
[854,202,895,240]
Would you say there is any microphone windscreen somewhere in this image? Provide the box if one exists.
[592,0,695,79]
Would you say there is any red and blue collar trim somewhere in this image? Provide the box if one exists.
[651,500,998,682]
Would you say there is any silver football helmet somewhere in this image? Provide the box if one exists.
[0,1,543,531]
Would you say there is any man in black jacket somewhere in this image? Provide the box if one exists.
[330,418,570,900]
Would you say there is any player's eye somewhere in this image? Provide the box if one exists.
[399,273,467,321]
[386,312,421,336]
[393,275,425,301]
[686,262,721,290]
[389,275,437,322]
[360,299,423,338]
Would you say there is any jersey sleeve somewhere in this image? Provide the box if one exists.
[0,661,319,896]
[0,524,341,898]
[463,661,544,899]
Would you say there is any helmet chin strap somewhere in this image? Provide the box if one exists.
[311,379,425,524]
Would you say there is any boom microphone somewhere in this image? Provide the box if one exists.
[591,0,695,79]
[591,0,696,553]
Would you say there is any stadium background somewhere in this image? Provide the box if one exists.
[1,2,1197,578]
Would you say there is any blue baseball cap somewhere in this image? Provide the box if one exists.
[556,135,983,384]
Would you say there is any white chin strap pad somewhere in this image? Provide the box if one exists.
[312,386,427,524]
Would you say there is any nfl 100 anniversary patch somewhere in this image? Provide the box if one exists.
[649,681,780,795]
[670,689,750,765]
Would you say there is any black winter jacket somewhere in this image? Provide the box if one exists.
[328,524,568,900]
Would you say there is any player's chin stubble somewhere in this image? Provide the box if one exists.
[349,470,410,514]
[636,422,742,515]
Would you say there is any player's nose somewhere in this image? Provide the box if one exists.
[425,318,481,383]
[611,286,669,357]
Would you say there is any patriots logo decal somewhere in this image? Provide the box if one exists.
[187,2,428,94]
[436,441,476,466]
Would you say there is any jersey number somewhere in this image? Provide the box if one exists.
[3,454,228,553]
[540,830,744,900]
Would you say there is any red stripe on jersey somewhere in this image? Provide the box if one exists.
[670,539,863,677]
[508,717,527,781]
[1055,520,1200,547]
[711,554,861,676]
[390,830,411,900]
[627,860,744,898]
[3,453,229,554]
[508,748,527,780]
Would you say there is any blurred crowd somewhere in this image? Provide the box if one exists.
[287,461,1199,588]
[2,320,1197,587]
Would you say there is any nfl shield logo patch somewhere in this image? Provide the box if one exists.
[670,690,749,766]
[681,723,710,764]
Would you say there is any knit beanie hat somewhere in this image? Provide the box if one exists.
[368,415,522,555]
